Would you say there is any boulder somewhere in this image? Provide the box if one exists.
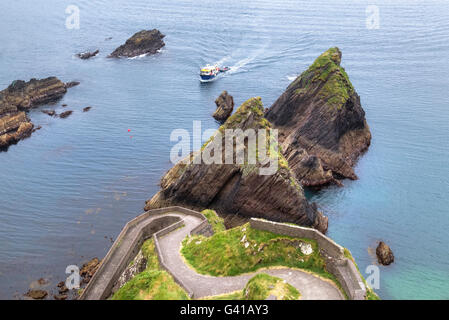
[265,48,371,187]
[145,97,328,233]
[83,106,92,112]
[80,257,100,283]
[213,91,234,122]
[59,110,73,119]
[77,49,99,60]
[109,29,165,58]
[376,241,394,265]
[25,289,48,299]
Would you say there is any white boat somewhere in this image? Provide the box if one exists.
[199,64,230,82]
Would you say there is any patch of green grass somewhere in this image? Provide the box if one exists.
[181,223,337,285]
[202,273,300,300]
[111,239,189,300]
[201,209,225,233]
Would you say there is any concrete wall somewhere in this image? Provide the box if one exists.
[80,207,210,300]
[249,218,366,300]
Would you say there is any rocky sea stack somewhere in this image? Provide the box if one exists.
[109,29,165,58]
[266,47,371,187]
[376,241,394,265]
[213,91,234,122]
[0,77,75,150]
[145,97,328,233]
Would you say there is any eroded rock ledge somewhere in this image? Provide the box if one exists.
[0,77,76,150]
[266,47,371,187]
[145,97,328,233]
[109,29,165,58]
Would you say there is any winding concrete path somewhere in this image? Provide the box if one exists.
[158,214,344,300]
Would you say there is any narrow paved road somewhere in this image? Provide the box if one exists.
[158,214,344,300]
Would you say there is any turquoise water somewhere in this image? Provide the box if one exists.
[0,0,448,299]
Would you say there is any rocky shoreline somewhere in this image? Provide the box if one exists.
[0,77,79,150]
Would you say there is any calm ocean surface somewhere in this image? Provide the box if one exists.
[0,0,448,299]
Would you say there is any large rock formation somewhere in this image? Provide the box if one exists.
[0,77,75,150]
[266,48,371,186]
[213,91,234,122]
[146,97,328,233]
[109,29,165,58]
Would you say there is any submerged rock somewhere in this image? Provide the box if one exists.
[83,106,92,112]
[77,49,99,60]
[59,110,73,119]
[42,109,56,116]
[376,241,394,265]
[266,48,371,187]
[145,97,328,233]
[25,289,48,299]
[108,29,165,58]
[0,77,76,150]
[213,91,234,122]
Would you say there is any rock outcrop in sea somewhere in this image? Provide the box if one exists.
[266,47,371,187]
[0,77,76,150]
[376,241,394,265]
[213,91,234,122]
[77,49,99,60]
[109,29,165,58]
[145,97,328,233]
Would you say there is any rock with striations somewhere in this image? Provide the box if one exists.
[265,48,371,186]
[0,77,74,150]
[145,97,328,233]
[108,29,165,58]
[376,241,394,265]
[213,91,234,122]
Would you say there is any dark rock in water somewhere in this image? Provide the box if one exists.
[42,109,56,116]
[77,49,99,60]
[54,294,68,300]
[25,289,48,299]
[32,125,42,132]
[83,106,92,112]
[108,29,165,58]
[37,278,48,286]
[265,48,371,187]
[145,97,328,233]
[58,284,68,294]
[65,81,80,88]
[213,91,234,122]
[62,104,67,107]
[57,281,65,288]
[105,37,112,41]
[80,257,100,284]
[59,110,73,118]
[376,241,394,265]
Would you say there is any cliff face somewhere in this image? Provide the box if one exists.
[0,77,72,150]
[109,29,165,58]
[266,48,371,184]
[146,97,328,233]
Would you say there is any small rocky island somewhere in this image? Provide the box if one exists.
[109,29,165,58]
[145,47,371,232]
[146,97,328,233]
[0,77,78,150]
[266,47,371,187]
[213,91,234,122]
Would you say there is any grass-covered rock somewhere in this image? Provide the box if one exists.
[111,239,189,300]
[181,223,334,282]
[204,273,300,300]
[201,209,225,233]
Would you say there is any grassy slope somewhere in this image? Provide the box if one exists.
[181,221,342,291]
[203,273,301,300]
[111,239,189,300]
